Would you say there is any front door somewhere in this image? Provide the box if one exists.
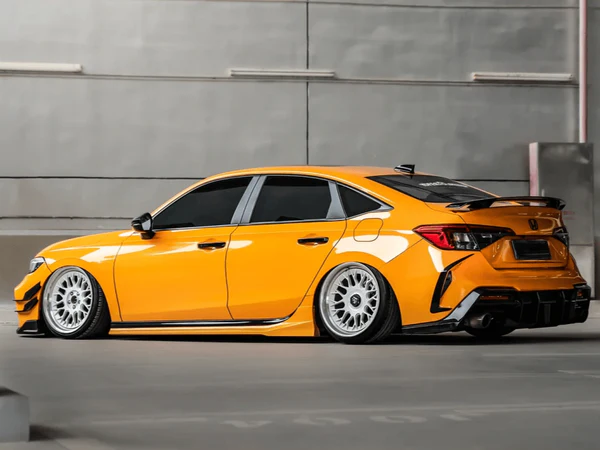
[226,175,347,320]
[114,176,254,322]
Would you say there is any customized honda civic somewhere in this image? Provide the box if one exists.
[14,165,591,344]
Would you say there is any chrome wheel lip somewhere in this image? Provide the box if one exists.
[42,267,94,335]
[319,263,381,337]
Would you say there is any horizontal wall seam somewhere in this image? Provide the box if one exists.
[139,0,582,10]
[308,2,577,9]
[0,72,578,88]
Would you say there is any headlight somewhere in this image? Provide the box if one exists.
[29,257,45,274]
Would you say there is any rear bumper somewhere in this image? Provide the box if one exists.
[403,284,591,334]
[464,285,591,330]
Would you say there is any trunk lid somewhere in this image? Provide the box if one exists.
[426,201,568,269]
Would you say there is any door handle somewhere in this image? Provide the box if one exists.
[197,241,226,250]
[298,237,329,245]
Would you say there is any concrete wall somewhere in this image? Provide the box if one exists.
[0,0,598,297]
[591,3,600,300]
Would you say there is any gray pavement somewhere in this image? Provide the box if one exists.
[2,303,600,450]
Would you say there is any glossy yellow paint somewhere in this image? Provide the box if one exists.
[110,295,318,337]
[14,261,51,329]
[426,203,568,269]
[114,227,237,321]
[305,209,448,326]
[20,232,129,321]
[13,165,588,338]
[226,220,346,319]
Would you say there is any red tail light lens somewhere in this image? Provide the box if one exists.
[413,225,473,250]
[414,224,514,250]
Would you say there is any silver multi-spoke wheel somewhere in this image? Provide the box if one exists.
[41,266,111,339]
[43,267,94,335]
[318,262,400,344]
[320,263,382,337]
[41,265,111,339]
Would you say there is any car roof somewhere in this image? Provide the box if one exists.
[207,165,431,182]
[153,166,441,216]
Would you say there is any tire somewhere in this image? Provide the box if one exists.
[317,262,400,344]
[41,266,111,339]
[464,323,515,340]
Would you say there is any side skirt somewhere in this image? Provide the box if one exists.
[111,316,291,329]
[401,320,461,335]
[110,297,318,338]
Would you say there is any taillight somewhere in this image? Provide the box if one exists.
[553,226,569,249]
[414,224,514,251]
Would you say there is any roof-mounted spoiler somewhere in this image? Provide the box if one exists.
[445,196,566,211]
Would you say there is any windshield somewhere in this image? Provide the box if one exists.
[368,175,494,203]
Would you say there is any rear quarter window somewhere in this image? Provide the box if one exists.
[368,175,492,203]
[337,184,382,217]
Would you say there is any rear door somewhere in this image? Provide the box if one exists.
[225,175,347,320]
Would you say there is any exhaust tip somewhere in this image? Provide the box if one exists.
[468,313,493,329]
[481,313,492,328]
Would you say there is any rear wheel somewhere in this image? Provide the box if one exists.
[41,266,111,339]
[317,262,400,344]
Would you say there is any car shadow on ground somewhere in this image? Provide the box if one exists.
[19,330,600,346]
[16,325,600,346]
[29,424,70,441]
[382,332,600,346]
[29,424,134,448]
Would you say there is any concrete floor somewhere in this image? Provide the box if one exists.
[2,303,600,450]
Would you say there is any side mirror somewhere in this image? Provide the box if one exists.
[131,213,155,239]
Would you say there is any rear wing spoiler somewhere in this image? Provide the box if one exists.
[445,196,566,211]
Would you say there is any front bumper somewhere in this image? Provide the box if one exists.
[14,263,51,334]
[403,284,592,334]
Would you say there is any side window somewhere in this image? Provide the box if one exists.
[250,176,332,223]
[153,177,252,230]
[338,184,382,217]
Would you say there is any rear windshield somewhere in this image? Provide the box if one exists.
[368,175,493,203]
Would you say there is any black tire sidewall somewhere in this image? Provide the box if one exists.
[317,263,396,344]
[41,267,103,339]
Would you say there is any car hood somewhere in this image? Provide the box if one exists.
[36,230,134,258]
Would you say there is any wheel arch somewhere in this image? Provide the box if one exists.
[43,258,119,322]
[311,260,403,337]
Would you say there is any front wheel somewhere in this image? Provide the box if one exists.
[41,266,111,339]
[317,262,400,344]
